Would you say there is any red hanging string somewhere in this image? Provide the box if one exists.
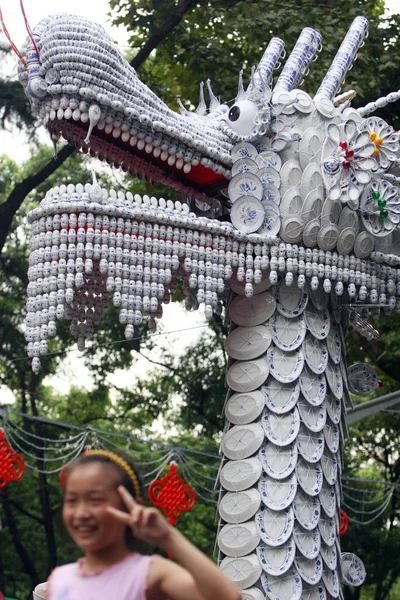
[19,0,41,63]
[0,6,27,68]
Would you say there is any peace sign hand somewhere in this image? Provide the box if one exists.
[107,486,172,547]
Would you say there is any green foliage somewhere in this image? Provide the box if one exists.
[110,0,400,128]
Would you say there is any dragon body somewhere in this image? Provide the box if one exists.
[19,12,400,600]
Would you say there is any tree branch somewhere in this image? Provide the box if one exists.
[0,144,76,255]
[130,0,203,70]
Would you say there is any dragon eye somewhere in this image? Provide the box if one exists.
[227,100,258,135]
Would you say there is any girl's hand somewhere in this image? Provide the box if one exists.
[107,486,172,547]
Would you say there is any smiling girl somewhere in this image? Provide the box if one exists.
[42,450,240,600]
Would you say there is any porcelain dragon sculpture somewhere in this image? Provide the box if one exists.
[18,11,400,600]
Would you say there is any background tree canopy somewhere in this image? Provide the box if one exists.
[0,1,400,598]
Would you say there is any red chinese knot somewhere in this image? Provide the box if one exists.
[0,430,25,489]
[148,463,196,526]
[339,509,349,535]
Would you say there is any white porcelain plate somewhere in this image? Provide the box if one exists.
[304,304,331,340]
[303,335,329,375]
[231,142,258,162]
[225,325,272,360]
[225,390,265,425]
[229,292,276,327]
[258,200,281,236]
[340,553,367,587]
[221,423,264,460]
[257,166,281,188]
[231,157,259,176]
[321,568,340,598]
[270,313,306,351]
[218,521,260,557]
[294,554,323,585]
[220,457,263,492]
[347,363,379,396]
[320,541,337,570]
[319,482,336,519]
[226,358,269,393]
[219,488,261,524]
[228,172,264,203]
[325,361,343,400]
[220,554,262,590]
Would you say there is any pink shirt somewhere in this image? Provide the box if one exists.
[48,553,153,600]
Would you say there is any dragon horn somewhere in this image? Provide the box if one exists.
[195,81,206,116]
[315,16,368,101]
[253,37,285,90]
[273,27,322,93]
[206,79,220,112]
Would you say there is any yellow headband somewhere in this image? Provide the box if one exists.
[86,450,141,498]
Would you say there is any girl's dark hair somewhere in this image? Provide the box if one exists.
[63,451,144,549]
[64,451,143,499]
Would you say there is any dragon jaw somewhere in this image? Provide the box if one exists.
[17,13,244,209]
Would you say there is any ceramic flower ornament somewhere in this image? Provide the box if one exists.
[361,178,400,236]
[322,120,377,206]
[363,117,400,172]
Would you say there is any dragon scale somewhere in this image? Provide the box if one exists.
[18,11,400,600]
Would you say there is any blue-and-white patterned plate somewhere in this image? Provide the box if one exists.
[303,335,329,375]
[293,490,321,531]
[319,481,336,519]
[255,504,295,547]
[296,424,325,463]
[293,522,321,559]
[228,172,264,202]
[323,418,340,454]
[256,151,282,171]
[259,441,298,480]
[262,379,300,415]
[268,345,305,384]
[231,157,259,176]
[294,554,323,585]
[231,142,258,162]
[296,457,324,496]
[299,366,327,407]
[262,184,281,206]
[258,471,297,511]
[231,195,265,233]
[320,541,337,570]
[325,361,343,400]
[261,407,301,447]
[320,448,338,486]
[276,280,309,318]
[257,539,296,576]
[261,568,302,600]
[269,313,306,351]
[257,166,281,188]
[297,397,327,433]
[304,303,331,340]
[257,200,281,236]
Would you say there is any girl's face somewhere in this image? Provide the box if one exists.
[63,462,128,557]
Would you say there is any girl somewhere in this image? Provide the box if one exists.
[44,450,241,600]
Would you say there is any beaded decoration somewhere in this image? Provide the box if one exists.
[85,449,142,498]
